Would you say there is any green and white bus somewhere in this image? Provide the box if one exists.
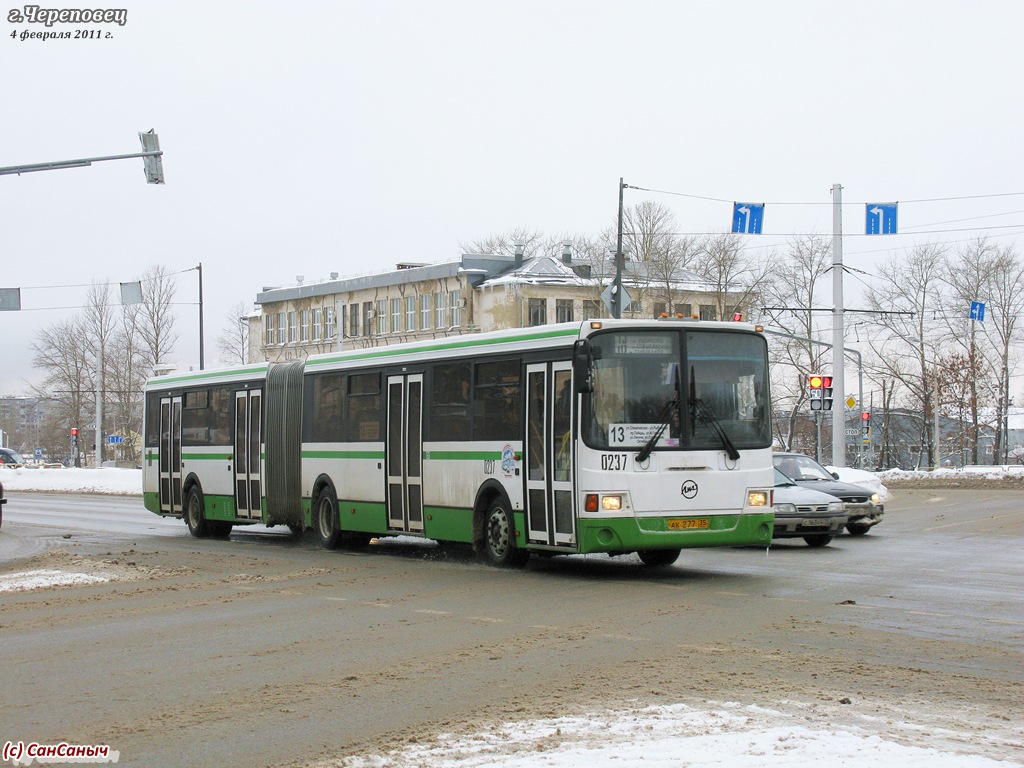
[143,318,774,567]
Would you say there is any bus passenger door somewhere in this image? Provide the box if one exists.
[525,362,576,547]
[158,395,182,515]
[387,374,424,533]
[234,389,263,520]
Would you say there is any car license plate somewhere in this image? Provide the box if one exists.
[800,518,828,527]
[668,518,709,530]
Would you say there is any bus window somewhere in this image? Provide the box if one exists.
[473,359,521,441]
[430,363,471,441]
[346,372,381,442]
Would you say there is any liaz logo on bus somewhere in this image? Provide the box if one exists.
[681,480,698,499]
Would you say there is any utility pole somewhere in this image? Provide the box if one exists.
[612,178,625,319]
[831,183,846,467]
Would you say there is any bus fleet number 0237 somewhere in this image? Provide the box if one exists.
[601,454,628,471]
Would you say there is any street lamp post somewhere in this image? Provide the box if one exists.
[612,177,625,319]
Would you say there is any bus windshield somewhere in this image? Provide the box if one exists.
[582,329,770,453]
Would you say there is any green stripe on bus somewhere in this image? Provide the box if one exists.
[423,450,502,461]
[307,326,580,368]
[181,453,232,461]
[303,450,387,460]
[146,363,269,386]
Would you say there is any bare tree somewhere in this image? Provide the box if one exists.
[865,242,947,467]
[983,243,1024,463]
[132,265,179,369]
[692,233,775,322]
[217,300,253,365]
[761,235,833,451]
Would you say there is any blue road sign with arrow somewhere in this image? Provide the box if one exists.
[970,301,986,322]
[732,203,764,234]
[866,203,898,234]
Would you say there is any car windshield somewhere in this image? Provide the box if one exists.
[774,467,796,485]
[775,454,833,481]
[1,449,24,464]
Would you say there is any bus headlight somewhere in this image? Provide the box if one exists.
[747,490,771,507]
[602,495,622,511]
[584,494,623,512]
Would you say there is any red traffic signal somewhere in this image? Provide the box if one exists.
[861,411,870,421]
[71,428,79,437]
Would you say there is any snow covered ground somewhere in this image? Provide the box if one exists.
[3,466,1022,767]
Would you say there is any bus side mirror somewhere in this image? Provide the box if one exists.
[573,339,595,394]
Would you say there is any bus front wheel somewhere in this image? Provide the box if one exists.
[185,486,209,538]
[481,499,529,568]
[317,487,341,550]
[637,548,680,567]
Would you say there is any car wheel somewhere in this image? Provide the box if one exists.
[846,523,871,536]
[803,534,833,547]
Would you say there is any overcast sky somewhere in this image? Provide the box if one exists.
[2,1,1022,395]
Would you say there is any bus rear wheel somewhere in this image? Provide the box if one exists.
[185,486,209,538]
[637,548,680,567]
[481,499,529,567]
[317,487,341,550]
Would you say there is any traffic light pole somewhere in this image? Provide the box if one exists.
[831,183,846,467]
[762,328,866,468]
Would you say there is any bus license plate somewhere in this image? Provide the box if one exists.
[800,518,828,527]
[668,518,709,530]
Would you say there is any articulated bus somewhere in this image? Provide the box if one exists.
[143,318,775,567]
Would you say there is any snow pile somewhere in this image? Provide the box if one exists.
[323,701,1022,768]
[0,568,111,593]
[0,466,141,495]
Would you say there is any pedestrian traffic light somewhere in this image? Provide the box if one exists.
[821,375,833,411]
[808,374,824,410]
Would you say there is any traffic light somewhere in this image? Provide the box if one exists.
[71,427,78,438]
[808,374,824,410]
[821,375,834,411]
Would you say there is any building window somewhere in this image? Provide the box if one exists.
[420,294,431,329]
[675,303,692,318]
[583,299,602,320]
[527,298,547,326]
[325,306,335,340]
[653,301,666,318]
[313,308,323,341]
[555,299,573,323]
[405,295,416,331]
[376,299,387,334]
[435,291,447,329]
[363,302,373,335]
[265,314,275,346]
[348,304,359,337]
[288,311,297,343]
[449,290,462,327]
[277,312,286,344]
[699,305,717,321]
[391,298,402,333]
[300,310,310,342]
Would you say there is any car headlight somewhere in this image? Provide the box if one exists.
[870,493,880,504]
[773,503,797,514]
[827,501,845,514]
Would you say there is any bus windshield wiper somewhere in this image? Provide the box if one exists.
[636,397,679,463]
[693,398,740,461]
